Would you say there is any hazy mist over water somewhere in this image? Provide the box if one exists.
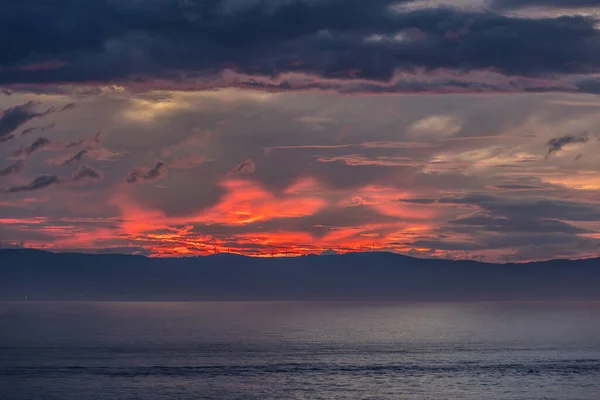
[1,302,600,399]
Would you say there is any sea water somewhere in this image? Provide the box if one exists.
[1,302,599,399]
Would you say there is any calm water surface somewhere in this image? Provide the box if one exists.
[1,302,600,399]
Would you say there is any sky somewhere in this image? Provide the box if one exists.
[2,0,600,261]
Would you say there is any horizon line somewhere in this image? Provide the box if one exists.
[2,248,597,265]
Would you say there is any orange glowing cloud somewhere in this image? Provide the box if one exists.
[196,179,326,226]
[14,175,454,258]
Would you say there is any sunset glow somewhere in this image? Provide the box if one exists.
[3,0,600,262]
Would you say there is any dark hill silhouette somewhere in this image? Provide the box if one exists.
[0,249,599,301]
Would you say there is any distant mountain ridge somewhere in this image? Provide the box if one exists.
[1,249,599,301]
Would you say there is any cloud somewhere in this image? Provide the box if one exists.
[7,175,60,192]
[12,128,98,160]
[71,165,103,182]
[125,156,205,185]
[14,137,51,158]
[438,194,600,221]
[448,214,590,234]
[223,68,584,95]
[0,160,25,176]
[229,159,256,174]
[493,183,548,191]
[398,198,437,204]
[408,115,462,138]
[170,154,206,170]
[317,154,418,167]
[126,161,167,183]
[5,165,103,193]
[59,103,77,112]
[63,131,103,149]
[61,150,88,165]
[48,136,115,165]
[82,148,122,162]
[1,1,600,94]
[546,133,589,156]
[0,101,52,142]
[491,0,600,10]
[20,123,55,136]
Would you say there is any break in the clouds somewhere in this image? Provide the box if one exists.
[1,0,600,94]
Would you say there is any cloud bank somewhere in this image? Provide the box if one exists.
[1,0,600,94]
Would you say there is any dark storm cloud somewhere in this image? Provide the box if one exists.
[576,79,600,94]
[6,175,60,192]
[0,101,52,142]
[0,160,25,176]
[14,137,51,158]
[546,133,589,156]
[1,0,600,88]
[126,161,167,183]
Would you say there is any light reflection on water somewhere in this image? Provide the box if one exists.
[1,302,600,399]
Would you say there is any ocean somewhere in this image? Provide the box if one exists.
[1,302,599,399]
